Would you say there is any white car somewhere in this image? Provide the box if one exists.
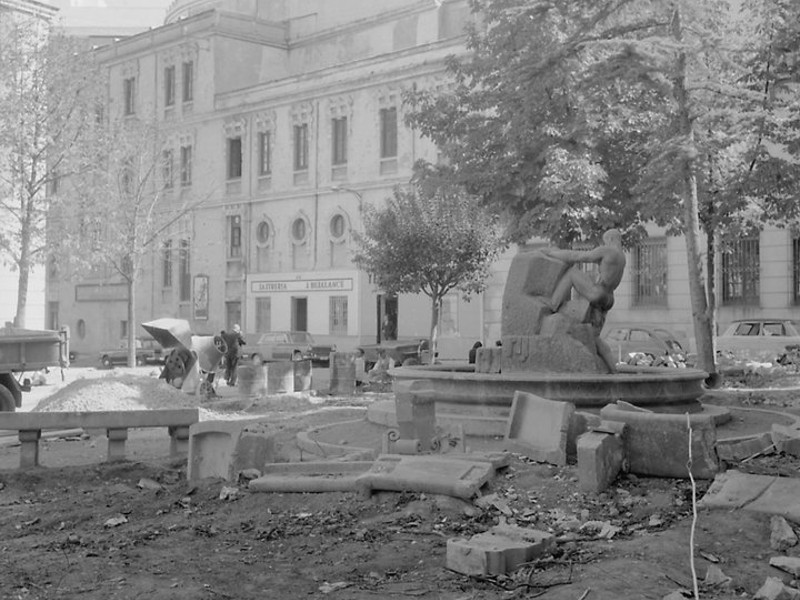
[716,318,800,362]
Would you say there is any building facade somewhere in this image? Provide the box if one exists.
[49,0,484,359]
[47,0,800,360]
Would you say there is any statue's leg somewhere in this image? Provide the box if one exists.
[550,267,600,311]
[596,336,617,373]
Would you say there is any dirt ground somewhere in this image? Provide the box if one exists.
[2,367,800,599]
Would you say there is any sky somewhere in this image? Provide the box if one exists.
[46,0,172,34]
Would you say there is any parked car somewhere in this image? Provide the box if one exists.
[99,338,164,368]
[243,331,335,366]
[602,326,688,367]
[357,339,431,370]
[716,318,800,363]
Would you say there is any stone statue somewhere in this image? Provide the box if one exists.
[493,228,626,375]
[539,229,625,373]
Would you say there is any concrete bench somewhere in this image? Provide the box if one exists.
[0,409,200,468]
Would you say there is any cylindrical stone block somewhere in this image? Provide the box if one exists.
[106,428,129,462]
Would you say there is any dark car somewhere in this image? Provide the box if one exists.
[99,338,163,368]
[602,326,688,367]
[357,338,430,370]
[716,318,800,363]
[244,331,335,366]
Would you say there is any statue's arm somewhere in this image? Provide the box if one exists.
[541,247,602,264]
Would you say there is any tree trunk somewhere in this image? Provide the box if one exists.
[14,203,32,329]
[127,277,136,368]
[671,5,717,380]
[428,295,441,366]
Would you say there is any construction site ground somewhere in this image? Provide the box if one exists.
[2,365,800,600]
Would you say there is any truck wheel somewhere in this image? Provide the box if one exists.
[0,384,15,412]
[101,355,113,368]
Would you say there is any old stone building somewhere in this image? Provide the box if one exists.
[45,0,800,360]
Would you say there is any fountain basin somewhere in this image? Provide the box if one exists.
[389,363,709,411]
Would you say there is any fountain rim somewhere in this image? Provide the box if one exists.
[390,362,709,384]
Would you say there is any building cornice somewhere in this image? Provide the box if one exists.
[0,0,57,20]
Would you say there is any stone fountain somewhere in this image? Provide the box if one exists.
[367,239,710,436]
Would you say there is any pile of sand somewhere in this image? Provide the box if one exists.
[33,373,197,413]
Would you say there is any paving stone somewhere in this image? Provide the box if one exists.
[599,403,718,479]
[504,391,575,466]
[577,431,625,493]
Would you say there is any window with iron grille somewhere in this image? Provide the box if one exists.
[258,131,271,176]
[228,215,242,258]
[123,77,135,115]
[380,107,398,158]
[164,65,175,107]
[182,61,194,103]
[162,240,172,288]
[178,239,191,302]
[332,117,348,166]
[329,296,348,335]
[227,137,242,180]
[721,237,760,305]
[793,236,800,304]
[632,238,667,306]
[294,124,308,171]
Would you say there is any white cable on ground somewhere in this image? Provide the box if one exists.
[687,412,700,599]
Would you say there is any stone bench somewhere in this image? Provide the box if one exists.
[0,409,200,468]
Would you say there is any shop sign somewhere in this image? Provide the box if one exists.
[251,278,353,293]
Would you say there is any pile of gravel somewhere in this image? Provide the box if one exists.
[33,373,197,413]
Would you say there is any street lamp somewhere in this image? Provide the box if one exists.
[330,185,363,212]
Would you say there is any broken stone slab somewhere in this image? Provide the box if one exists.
[700,470,800,522]
[356,454,495,500]
[394,379,436,448]
[717,432,774,462]
[599,403,718,479]
[771,515,799,551]
[188,420,278,481]
[504,390,575,466]
[577,429,626,494]
[446,523,555,576]
[771,556,800,578]
[772,424,800,457]
[754,576,800,600]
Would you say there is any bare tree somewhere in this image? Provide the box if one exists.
[0,15,103,327]
[49,117,212,367]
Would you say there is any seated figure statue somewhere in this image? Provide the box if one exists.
[539,228,626,373]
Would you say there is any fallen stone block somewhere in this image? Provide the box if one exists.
[717,432,774,462]
[754,576,800,600]
[188,420,278,481]
[771,515,799,551]
[577,430,625,493]
[700,470,800,522]
[770,556,800,578]
[771,424,800,457]
[356,454,495,499]
[446,525,554,576]
[599,403,718,479]
[504,391,575,466]
[394,379,436,448]
[328,352,356,396]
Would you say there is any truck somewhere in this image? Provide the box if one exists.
[0,326,70,412]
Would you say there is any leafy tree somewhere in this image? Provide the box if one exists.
[0,15,103,327]
[406,0,800,377]
[49,118,209,367]
[353,176,505,362]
